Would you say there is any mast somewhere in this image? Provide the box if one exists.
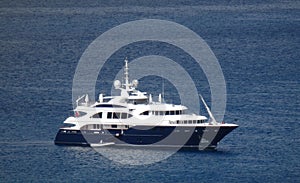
[124,58,130,91]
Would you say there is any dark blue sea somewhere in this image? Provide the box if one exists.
[1,0,299,182]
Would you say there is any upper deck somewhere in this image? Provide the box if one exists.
[65,58,235,130]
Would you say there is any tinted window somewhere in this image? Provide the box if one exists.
[107,112,112,119]
[140,111,149,115]
[121,113,127,119]
[95,104,125,108]
[62,123,76,128]
[91,112,102,118]
[113,112,119,119]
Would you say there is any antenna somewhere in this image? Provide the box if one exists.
[149,94,153,104]
[99,93,103,103]
[162,78,165,103]
[158,94,162,103]
[85,94,89,106]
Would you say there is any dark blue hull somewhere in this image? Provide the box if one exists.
[54,126,237,149]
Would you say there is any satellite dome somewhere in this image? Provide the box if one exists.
[114,80,121,89]
[132,79,139,87]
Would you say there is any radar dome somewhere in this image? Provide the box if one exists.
[114,80,121,89]
[132,79,139,87]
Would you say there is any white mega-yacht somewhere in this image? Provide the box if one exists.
[55,59,238,150]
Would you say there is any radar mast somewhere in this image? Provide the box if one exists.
[124,58,130,91]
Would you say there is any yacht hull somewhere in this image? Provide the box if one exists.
[54,125,237,150]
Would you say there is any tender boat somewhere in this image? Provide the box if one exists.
[54,59,238,150]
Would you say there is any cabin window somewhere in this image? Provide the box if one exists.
[62,123,75,128]
[128,99,147,104]
[107,112,112,119]
[91,112,102,118]
[120,112,132,119]
[107,112,132,119]
[111,125,117,128]
[121,113,127,119]
[140,111,149,115]
[74,111,87,117]
[148,111,169,116]
[103,98,110,103]
[113,112,119,119]
[95,104,125,108]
